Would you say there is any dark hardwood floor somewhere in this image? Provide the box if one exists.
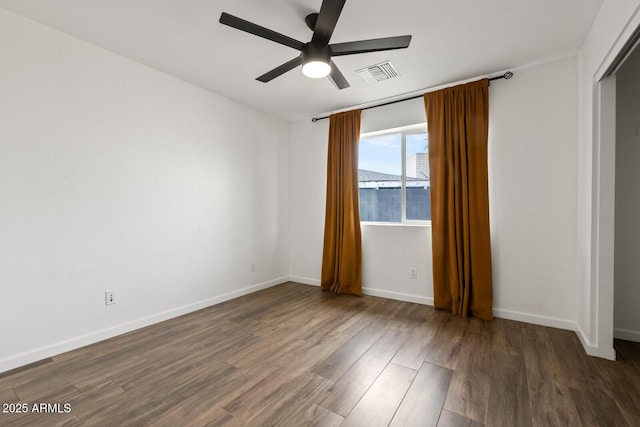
[1,282,639,426]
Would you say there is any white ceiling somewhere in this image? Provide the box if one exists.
[0,0,604,122]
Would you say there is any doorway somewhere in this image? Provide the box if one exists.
[614,43,640,345]
[591,18,640,360]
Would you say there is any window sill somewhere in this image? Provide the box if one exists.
[360,221,431,228]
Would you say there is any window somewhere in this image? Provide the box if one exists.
[358,124,430,223]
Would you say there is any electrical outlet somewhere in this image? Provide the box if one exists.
[410,268,418,279]
[105,291,116,306]
[250,261,255,272]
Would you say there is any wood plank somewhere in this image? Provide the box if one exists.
[464,316,491,336]
[520,323,554,352]
[12,378,80,403]
[222,329,302,371]
[198,409,245,427]
[521,327,581,426]
[598,366,640,425]
[528,403,585,427]
[246,372,331,425]
[311,317,388,381]
[271,403,344,427]
[342,363,416,427]
[616,339,640,371]
[437,410,484,427]
[486,351,533,427]
[390,362,453,427]
[423,315,466,370]
[269,330,353,374]
[489,318,523,356]
[609,340,640,425]
[443,332,491,423]
[53,340,122,364]
[0,358,54,380]
[117,362,242,427]
[570,386,629,427]
[0,384,18,403]
[84,361,241,426]
[222,368,306,422]
[62,381,126,424]
[332,303,379,336]
[547,327,609,393]
[318,328,408,416]
[391,323,437,370]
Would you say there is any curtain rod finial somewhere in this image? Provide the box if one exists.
[504,71,513,79]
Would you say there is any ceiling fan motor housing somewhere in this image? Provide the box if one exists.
[302,43,332,65]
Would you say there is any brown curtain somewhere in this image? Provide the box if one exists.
[321,109,362,296]
[423,79,493,320]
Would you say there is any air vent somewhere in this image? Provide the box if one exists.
[356,61,400,84]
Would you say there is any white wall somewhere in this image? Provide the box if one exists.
[288,117,327,287]
[614,45,640,342]
[0,9,289,373]
[289,57,579,329]
[489,58,578,326]
[576,0,640,358]
[361,224,433,304]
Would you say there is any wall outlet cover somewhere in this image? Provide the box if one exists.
[105,291,116,306]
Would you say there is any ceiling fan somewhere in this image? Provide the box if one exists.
[219,0,412,89]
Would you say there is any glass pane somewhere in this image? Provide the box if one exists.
[406,132,430,220]
[358,133,402,222]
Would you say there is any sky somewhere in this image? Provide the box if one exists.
[359,131,428,176]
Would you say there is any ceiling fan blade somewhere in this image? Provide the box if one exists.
[328,61,350,89]
[257,56,304,82]
[330,35,412,56]
[220,12,304,51]
[312,0,346,45]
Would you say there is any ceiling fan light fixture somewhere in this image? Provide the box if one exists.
[302,60,331,78]
[301,43,331,79]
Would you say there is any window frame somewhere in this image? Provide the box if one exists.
[359,123,430,225]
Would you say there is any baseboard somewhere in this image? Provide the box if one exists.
[288,276,321,286]
[362,287,434,306]
[492,307,575,331]
[288,278,435,306]
[614,327,640,343]
[0,276,288,374]
[574,323,616,360]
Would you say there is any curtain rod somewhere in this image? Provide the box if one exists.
[311,71,513,122]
